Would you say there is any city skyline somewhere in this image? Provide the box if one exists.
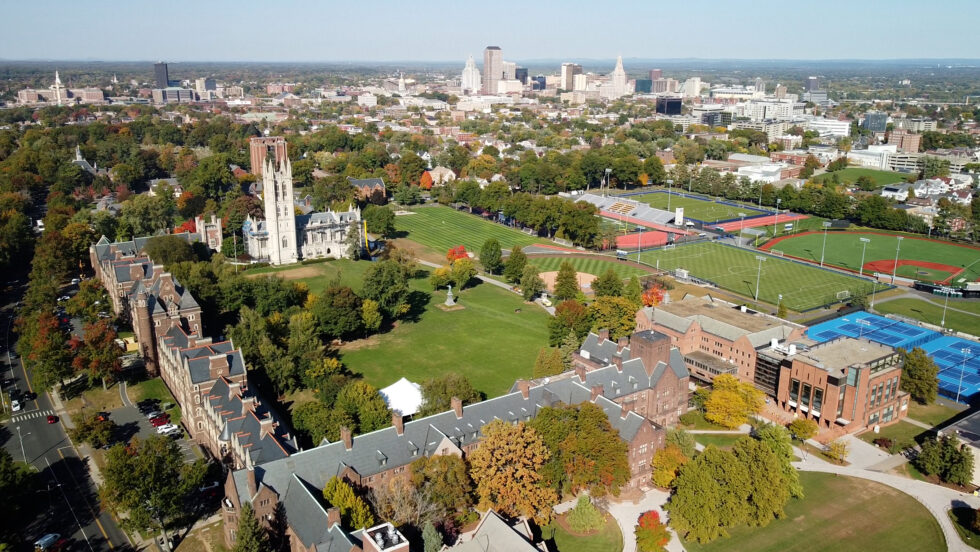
[2,0,979,62]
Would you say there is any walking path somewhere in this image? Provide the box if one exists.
[904,417,934,430]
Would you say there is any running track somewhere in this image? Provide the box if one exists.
[713,212,809,232]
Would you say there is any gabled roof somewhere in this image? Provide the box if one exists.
[446,511,538,552]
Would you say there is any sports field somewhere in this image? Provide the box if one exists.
[682,472,945,552]
[526,255,652,280]
[394,206,548,255]
[629,192,765,223]
[763,231,980,284]
[637,242,877,311]
[813,167,907,188]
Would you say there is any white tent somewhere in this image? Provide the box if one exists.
[379,377,423,416]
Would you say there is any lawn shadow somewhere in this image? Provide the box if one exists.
[400,290,432,323]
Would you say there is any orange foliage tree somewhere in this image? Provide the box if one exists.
[642,284,665,307]
[419,171,434,190]
[446,245,468,263]
[635,510,671,552]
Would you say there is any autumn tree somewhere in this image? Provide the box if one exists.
[479,238,503,275]
[752,422,802,498]
[451,257,477,290]
[553,261,580,301]
[642,284,665,307]
[410,454,473,521]
[826,439,849,464]
[900,347,939,404]
[468,420,558,524]
[732,437,791,527]
[787,418,818,443]
[592,268,624,297]
[368,477,438,529]
[548,300,591,345]
[503,245,527,283]
[533,347,565,378]
[635,510,671,552]
[446,245,468,263]
[71,319,123,388]
[418,373,482,417]
[588,296,637,340]
[704,374,764,429]
[323,477,375,530]
[24,312,73,391]
[652,444,688,488]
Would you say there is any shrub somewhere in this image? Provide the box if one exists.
[565,496,604,534]
[679,411,700,426]
[873,437,893,450]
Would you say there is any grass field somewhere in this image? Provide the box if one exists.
[637,242,876,311]
[950,508,980,550]
[763,231,980,283]
[630,192,765,223]
[527,255,652,280]
[693,433,746,449]
[244,259,372,296]
[874,297,980,337]
[813,168,908,188]
[545,514,624,552]
[682,472,946,552]
[394,206,548,255]
[858,420,929,448]
[907,400,965,428]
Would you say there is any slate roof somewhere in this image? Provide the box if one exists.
[93,232,198,264]
[283,475,358,551]
[641,295,799,348]
[447,511,539,552]
[347,177,386,190]
[208,377,296,465]
[179,341,246,384]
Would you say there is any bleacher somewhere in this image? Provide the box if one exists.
[579,193,676,226]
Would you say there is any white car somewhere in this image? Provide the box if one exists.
[156,423,178,434]
[11,400,21,412]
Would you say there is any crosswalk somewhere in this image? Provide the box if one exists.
[10,409,55,423]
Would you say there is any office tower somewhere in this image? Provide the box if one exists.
[461,55,482,94]
[195,77,216,96]
[773,83,787,99]
[754,77,766,94]
[656,97,682,115]
[634,79,652,93]
[514,67,528,85]
[649,69,662,81]
[154,62,169,88]
[501,61,516,81]
[806,76,820,92]
[531,75,547,90]
[483,46,502,95]
[862,112,888,133]
[561,63,582,91]
[607,55,628,98]
[682,77,701,98]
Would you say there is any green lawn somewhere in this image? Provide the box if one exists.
[394,206,548,256]
[637,242,876,311]
[527,255,652,280]
[874,297,980,337]
[694,433,747,449]
[858,420,929,449]
[629,192,767,223]
[813,168,908,188]
[763,231,980,283]
[679,411,729,430]
[907,400,967,428]
[949,508,980,550]
[339,278,550,398]
[545,514,624,552]
[244,259,373,296]
[682,472,946,552]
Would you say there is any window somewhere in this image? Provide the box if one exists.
[868,411,880,426]
[789,379,800,402]
[812,388,823,413]
[837,387,846,418]
[801,383,812,408]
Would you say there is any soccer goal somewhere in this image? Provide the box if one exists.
[836,290,851,301]
[663,244,677,250]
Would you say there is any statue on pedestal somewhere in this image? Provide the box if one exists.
[445,284,456,306]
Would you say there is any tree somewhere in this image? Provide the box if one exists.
[704,374,764,429]
[334,380,391,435]
[900,347,939,404]
[479,238,503,275]
[291,401,333,445]
[24,312,73,391]
[0,447,38,545]
[368,477,438,528]
[916,436,975,486]
[533,347,565,378]
[323,477,375,530]
[503,245,527,283]
[362,260,409,319]
[666,447,751,543]
[592,268,624,297]
[446,245,468,263]
[624,276,643,307]
[559,330,580,370]
[666,428,697,458]
[362,205,396,237]
[587,296,637,340]
[410,454,473,521]
[549,300,591,345]
[520,264,545,301]
[635,510,671,552]
[826,439,849,464]
[143,235,197,267]
[69,413,117,448]
[566,496,605,533]
[233,502,270,552]
[451,257,477,290]
[71,319,123,388]
[776,301,788,319]
[119,194,175,238]
[311,286,364,341]
[361,299,382,332]
[345,221,362,260]
[553,261,580,301]
[99,436,207,549]
[652,444,688,488]
[419,373,481,417]
[788,418,818,443]
[468,420,558,524]
[422,521,442,552]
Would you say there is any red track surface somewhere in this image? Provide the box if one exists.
[615,231,670,249]
[600,211,694,235]
[712,213,808,232]
[863,259,962,284]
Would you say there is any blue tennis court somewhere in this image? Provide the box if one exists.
[806,311,941,350]
[921,336,980,400]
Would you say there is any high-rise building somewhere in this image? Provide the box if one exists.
[195,77,216,96]
[154,62,170,88]
[656,97,682,115]
[773,83,787,99]
[501,61,516,81]
[602,55,630,99]
[561,63,582,91]
[634,79,652,94]
[249,136,289,177]
[681,77,701,98]
[514,67,528,85]
[531,75,547,90]
[460,55,482,95]
[754,77,766,94]
[805,76,820,92]
[649,69,662,81]
[862,111,888,133]
[482,46,502,95]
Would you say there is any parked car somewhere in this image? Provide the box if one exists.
[71,278,80,285]
[144,410,163,419]
[11,400,21,412]
[156,423,178,434]
[150,416,170,427]
[57,295,71,302]
[33,533,60,551]
[47,415,58,424]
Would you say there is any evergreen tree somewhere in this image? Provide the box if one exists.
[533,347,565,378]
[559,330,581,370]
[422,521,442,552]
[553,261,580,301]
[624,275,643,307]
[592,268,624,297]
[900,347,939,404]
[479,238,503,274]
[233,502,270,552]
[503,245,527,283]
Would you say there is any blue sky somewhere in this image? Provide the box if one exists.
[3,0,978,62]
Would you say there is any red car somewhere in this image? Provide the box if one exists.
[149,415,170,427]
[47,415,58,424]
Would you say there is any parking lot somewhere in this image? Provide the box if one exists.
[108,399,199,464]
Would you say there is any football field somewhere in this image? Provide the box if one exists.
[394,206,548,254]
[628,192,765,223]
[638,242,877,311]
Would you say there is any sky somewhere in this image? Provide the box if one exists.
[3,0,979,62]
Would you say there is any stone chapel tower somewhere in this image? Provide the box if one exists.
[262,156,297,265]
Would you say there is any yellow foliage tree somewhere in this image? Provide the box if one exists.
[651,444,688,488]
[469,420,558,524]
[704,389,749,429]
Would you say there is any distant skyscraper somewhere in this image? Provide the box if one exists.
[862,111,888,133]
[561,63,582,91]
[754,77,766,94]
[649,69,662,81]
[501,61,516,81]
[461,55,482,95]
[806,76,820,92]
[514,67,528,85]
[482,46,502,95]
[154,62,169,88]
[51,71,65,106]
[773,83,787,99]
[681,77,701,98]
[606,55,629,99]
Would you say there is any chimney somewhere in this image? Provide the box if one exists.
[591,385,603,402]
[451,396,463,419]
[246,465,257,497]
[340,426,352,450]
[597,328,610,342]
[612,356,623,372]
[259,416,274,438]
[620,401,634,419]
[209,354,230,378]
[517,380,530,399]
[392,413,404,436]
[327,507,341,528]
[617,336,629,353]
[575,366,587,383]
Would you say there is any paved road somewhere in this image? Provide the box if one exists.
[2,291,129,551]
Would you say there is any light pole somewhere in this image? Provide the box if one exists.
[603,168,612,197]
[869,281,878,311]
[941,288,952,330]
[891,236,904,284]
[771,198,782,237]
[776,293,783,316]
[819,221,832,267]
[666,179,674,212]
[738,212,746,247]
[16,426,28,464]
[859,237,871,276]
[754,255,767,301]
[956,348,972,404]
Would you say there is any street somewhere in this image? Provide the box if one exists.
[2,286,129,551]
